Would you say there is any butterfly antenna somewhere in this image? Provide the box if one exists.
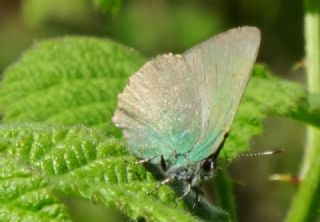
[236,148,285,159]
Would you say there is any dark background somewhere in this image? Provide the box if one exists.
[0,1,306,221]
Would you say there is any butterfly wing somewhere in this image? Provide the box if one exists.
[113,54,205,164]
[113,27,261,166]
[185,27,261,162]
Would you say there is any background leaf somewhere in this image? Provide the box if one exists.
[92,0,122,15]
[22,0,122,27]
[0,37,145,136]
[22,0,93,27]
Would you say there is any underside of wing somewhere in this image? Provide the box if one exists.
[113,54,207,165]
[184,27,261,162]
[113,26,261,166]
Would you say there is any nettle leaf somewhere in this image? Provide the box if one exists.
[0,156,71,221]
[0,37,145,136]
[0,123,229,222]
[221,64,308,159]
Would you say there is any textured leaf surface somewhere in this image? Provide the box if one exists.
[0,123,229,222]
[0,37,145,136]
[0,156,71,221]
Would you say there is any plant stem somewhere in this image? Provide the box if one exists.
[286,1,320,221]
[215,171,237,222]
[301,0,320,177]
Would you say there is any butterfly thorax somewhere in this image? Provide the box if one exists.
[164,157,216,187]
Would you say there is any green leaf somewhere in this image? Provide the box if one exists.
[22,0,122,27]
[92,0,122,15]
[0,37,145,136]
[22,0,93,27]
[0,156,71,221]
[0,123,229,221]
[221,64,308,159]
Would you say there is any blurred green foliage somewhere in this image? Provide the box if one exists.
[93,0,122,14]
[0,1,313,222]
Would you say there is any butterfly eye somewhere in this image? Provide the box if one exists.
[200,159,214,174]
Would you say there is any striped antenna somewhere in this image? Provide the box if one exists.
[236,148,285,159]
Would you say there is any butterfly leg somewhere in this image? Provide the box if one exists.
[148,175,175,194]
[124,158,148,165]
[178,183,191,201]
[131,155,164,166]
[192,186,204,208]
[133,158,150,164]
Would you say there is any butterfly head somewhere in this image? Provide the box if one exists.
[165,156,216,187]
[162,131,227,188]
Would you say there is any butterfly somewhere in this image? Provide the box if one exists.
[113,26,261,199]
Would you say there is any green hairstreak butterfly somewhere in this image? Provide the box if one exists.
[113,26,261,197]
